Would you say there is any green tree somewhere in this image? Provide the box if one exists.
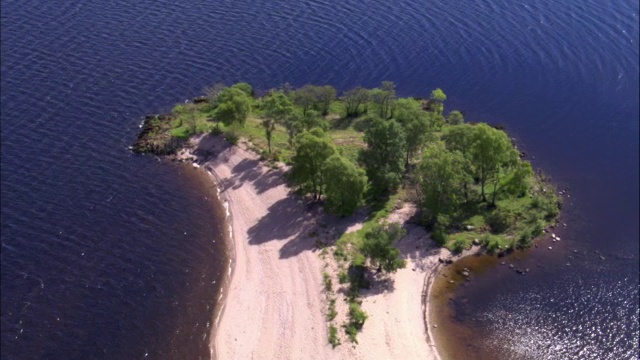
[370,81,396,119]
[323,155,367,216]
[262,91,293,153]
[317,85,337,116]
[231,82,254,97]
[343,87,370,117]
[429,88,447,115]
[442,124,476,200]
[283,110,305,148]
[360,223,407,273]
[291,84,317,115]
[291,129,336,199]
[470,124,513,203]
[447,110,464,125]
[417,142,469,224]
[360,118,406,193]
[213,86,251,127]
[393,98,434,166]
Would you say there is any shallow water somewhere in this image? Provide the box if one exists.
[1,0,638,358]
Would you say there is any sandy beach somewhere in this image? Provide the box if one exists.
[180,134,449,360]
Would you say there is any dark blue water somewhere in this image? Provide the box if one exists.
[1,0,637,359]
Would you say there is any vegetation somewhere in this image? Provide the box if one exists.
[135,81,561,348]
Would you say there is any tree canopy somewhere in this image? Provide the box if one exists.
[360,223,406,273]
[291,129,336,199]
[262,90,293,153]
[213,86,251,127]
[360,118,406,194]
[323,154,367,216]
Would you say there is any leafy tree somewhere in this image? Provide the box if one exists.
[490,153,532,204]
[442,124,476,200]
[213,86,251,127]
[417,142,469,224]
[291,84,316,115]
[429,88,447,115]
[231,82,254,97]
[447,110,464,125]
[317,85,337,116]
[323,155,367,216]
[469,124,513,203]
[343,87,370,117]
[370,81,396,119]
[282,110,305,148]
[360,223,407,273]
[360,118,406,193]
[301,109,329,131]
[394,98,434,165]
[262,91,293,153]
[291,129,336,199]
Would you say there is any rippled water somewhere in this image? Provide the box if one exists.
[1,0,638,359]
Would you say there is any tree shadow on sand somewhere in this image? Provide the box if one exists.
[246,197,318,259]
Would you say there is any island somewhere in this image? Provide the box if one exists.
[133,82,561,359]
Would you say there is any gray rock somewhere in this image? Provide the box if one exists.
[472,238,481,245]
[466,225,475,231]
[462,271,470,277]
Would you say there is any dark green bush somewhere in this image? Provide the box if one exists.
[487,207,515,233]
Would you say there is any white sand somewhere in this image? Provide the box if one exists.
[183,134,445,360]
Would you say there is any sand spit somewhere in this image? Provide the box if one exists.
[178,134,451,360]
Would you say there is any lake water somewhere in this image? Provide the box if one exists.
[1,0,637,359]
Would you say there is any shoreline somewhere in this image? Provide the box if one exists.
[175,133,455,359]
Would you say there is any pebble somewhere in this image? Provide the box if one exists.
[556,237,561,241]
[548,246,553,250]
[599,256,605,260]
[433,324,438,328]
[573,250,578,253]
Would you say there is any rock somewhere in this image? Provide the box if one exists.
[599,255,605,260]
[556,237,561,241]
[552,239,556,242]
[551,233,556,238]
[563,223,567,227]
[462,271,470,277]
[548,246,553,250]
[472,238,481,245]
[501,262,506,265]
[573,250,578,253]
[448,280,454,284]
[466,225,475,231]
[516,269,524,274]
[525,268,530,273]
[193,96,208,103]
[433,324,438,328]
[508,264,514,269]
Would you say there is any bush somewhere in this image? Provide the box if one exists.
[329,325,340,348]
[338,271,349,284]
[517,229,532,248]
[223,129,240,145]
[327,299,337,321]
[323,272,333,292]
[432,228,447,245]
[453,238,466,253]
[348,302,368,334]
[487,208,515,233]
[345,324,358,343]
[210,123,224,136]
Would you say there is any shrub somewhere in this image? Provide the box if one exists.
[338,271,349,284]
[210,123,224,136]
[345,324,358,343]
[453,238,466,253]
[224,129,240,145]
[323,272,333,292]
[329,325,340,348]
[349,302,368,329]
[517,229,532,248]
[487,207,515,233]
[327,299,337,321]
